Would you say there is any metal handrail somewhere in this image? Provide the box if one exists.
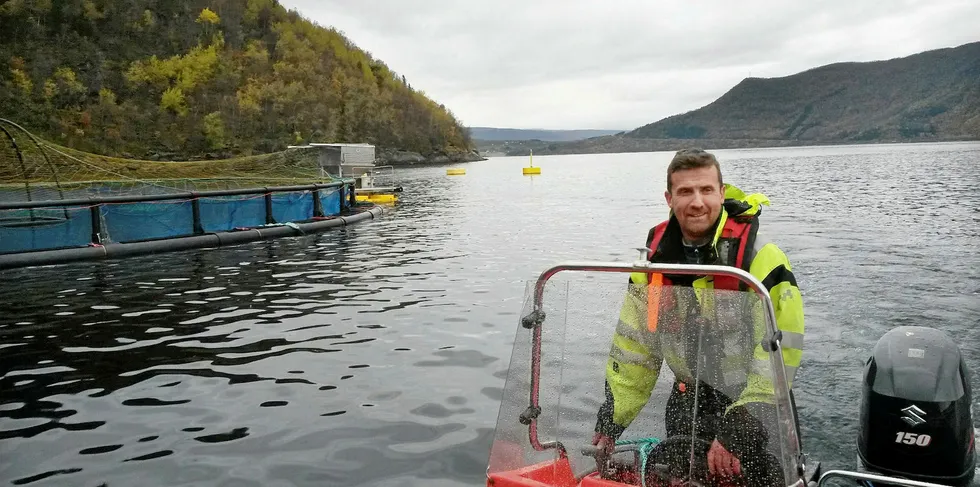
[0,181,348,210]
[518,258,804,482]
[817,469,956,487]
[362,165,395,187]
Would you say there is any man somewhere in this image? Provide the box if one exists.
[592,148,805,486]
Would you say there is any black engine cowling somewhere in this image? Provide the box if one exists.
[858,326,975,486]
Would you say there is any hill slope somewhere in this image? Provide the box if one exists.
[522,41,980,156]
[631,41,980,142]
[0,0,478,163]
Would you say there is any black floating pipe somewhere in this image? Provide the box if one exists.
[312,190,324,217]
[0,206,385,271]
[264,190,275,224]
[0,182,349,210]
[191,196,204,235]
[90,205,103,244]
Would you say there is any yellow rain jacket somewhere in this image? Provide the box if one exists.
[595,184,804,457]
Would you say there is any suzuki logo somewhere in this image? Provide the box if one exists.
[901,405,927,427]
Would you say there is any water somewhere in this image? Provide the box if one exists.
[2,142,979,486]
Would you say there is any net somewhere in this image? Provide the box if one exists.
[0,122,330,202]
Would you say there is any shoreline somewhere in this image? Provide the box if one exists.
[477,135,980,157]
[376,148,487,167]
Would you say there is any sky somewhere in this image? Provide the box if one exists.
[278,0,980,131]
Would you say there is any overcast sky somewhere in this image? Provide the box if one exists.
[278,0,979,131]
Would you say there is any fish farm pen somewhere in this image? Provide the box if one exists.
[0,119,385,270]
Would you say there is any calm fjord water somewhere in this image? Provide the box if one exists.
[2,142,979,486]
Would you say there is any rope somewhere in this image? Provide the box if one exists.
[614,436,662,487]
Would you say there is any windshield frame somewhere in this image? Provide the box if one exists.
[517,258,805,484]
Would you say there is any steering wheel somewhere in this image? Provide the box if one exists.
[581,441,644,481]
[583,436,723,487]
[643,435,717,487]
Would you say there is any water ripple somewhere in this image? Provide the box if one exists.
[1,142,978,486]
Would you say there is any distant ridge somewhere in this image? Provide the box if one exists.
[468,127,624,142]
[504,41,980,156]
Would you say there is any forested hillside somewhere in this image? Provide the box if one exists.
[0,0,476,161]
[627,41,980,142]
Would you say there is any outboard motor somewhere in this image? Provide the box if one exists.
[858,326,975,486]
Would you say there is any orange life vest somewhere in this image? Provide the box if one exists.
[643,213,757,332]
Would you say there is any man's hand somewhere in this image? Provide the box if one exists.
[591,432,615,457]
[707,439,741,478]
[591,432,615,477]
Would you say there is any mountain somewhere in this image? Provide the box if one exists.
[512,41,980,156]
[470,127,627,157]
[0,0,479,163]
[468,127,624,142]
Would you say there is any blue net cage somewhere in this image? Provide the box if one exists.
[0,186,352,254]
[0,121,361,255]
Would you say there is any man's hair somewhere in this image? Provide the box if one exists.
[666,148,723,193]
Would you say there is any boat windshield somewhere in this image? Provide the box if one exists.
[486,263,804,487]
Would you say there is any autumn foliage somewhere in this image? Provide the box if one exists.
[0,0,474,160]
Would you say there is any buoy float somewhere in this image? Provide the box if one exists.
[523,149,541,175]
[355,193,398,204]
[447,168,466,175]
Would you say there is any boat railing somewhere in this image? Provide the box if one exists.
[815,469,956,487]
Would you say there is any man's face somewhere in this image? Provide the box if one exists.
[664,166,724,242]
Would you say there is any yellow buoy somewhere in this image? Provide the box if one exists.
[446,168,466,175]
[523,149,540,175]
[356,193,398,204]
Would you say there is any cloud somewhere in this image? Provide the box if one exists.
[279,0,980,130]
